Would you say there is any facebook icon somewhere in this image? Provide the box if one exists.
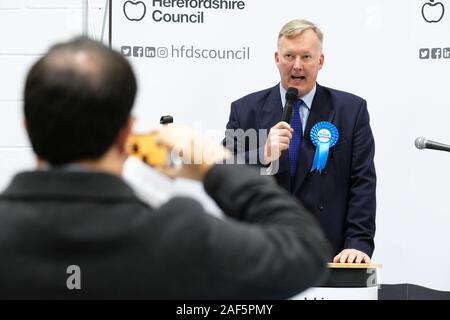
[431,48,442,59]
[133,46,143,57]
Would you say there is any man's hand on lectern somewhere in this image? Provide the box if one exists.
[333,249,371,264]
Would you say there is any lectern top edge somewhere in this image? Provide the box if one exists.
[327,263,382,269]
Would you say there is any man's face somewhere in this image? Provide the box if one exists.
[275,29,324,97]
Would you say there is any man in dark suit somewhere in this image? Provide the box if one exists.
[0,37,330,299]
[225,19,376,263]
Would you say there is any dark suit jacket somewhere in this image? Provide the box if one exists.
[225,83,376,257]
[0,164,329,299]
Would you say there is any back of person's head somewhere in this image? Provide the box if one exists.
[24,36,137,166]
[278,19,324,49]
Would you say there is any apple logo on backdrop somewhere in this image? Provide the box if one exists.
[422,0,445,23]
[123,1,147,22]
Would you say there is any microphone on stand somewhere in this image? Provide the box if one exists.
[414,137,450,152]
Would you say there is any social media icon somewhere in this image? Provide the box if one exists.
[443,48,450,59]
[157,47,169,58]
[145,47,156,57]
[133,46,144,57]
[121,46,131,57]
[419,48,430,59]
[431,48,442,59]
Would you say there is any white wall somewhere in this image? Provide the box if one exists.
[0,0,109,190]
[1,0,450,292]
[111,0,450,291]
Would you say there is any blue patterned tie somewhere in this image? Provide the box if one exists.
[289,99,303,177]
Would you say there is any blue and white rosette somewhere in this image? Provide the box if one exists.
[310,122,339,174]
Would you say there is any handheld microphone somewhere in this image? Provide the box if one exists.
[414,137,450,152]
[281,87,299,123]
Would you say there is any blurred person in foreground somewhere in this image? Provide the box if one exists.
[0,37,329,299]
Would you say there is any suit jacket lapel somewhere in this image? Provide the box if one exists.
[293,84,335,193]
[259,84,283,130]
[259,84,289,174]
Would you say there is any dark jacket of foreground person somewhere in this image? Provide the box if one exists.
[0,164,329,299]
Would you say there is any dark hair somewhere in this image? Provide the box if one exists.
[24,36,137,165]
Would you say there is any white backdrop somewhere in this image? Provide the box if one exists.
[112,0,450,291]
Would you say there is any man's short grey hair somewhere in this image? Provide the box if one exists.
[278,19,324,50]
